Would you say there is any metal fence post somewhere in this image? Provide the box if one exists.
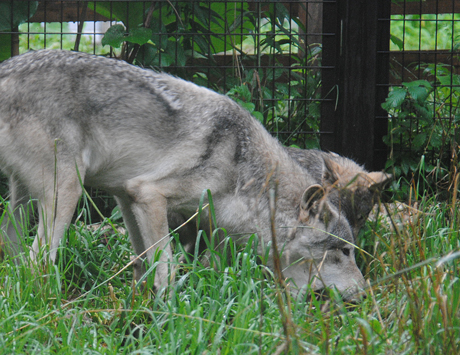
[321,0,390,170]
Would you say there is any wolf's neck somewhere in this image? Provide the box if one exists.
[236,120,312,197]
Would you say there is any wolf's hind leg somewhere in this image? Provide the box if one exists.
[1,175,32,258]
[31,165,84,264]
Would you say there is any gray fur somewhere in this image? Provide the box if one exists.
[0,50,365,300]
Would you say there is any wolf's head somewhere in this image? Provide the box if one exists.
[279,184,366,302]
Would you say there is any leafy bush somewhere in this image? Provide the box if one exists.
[381,64,460,197]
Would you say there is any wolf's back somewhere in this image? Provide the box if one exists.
[0,50,264,190]
[0,50,224,127]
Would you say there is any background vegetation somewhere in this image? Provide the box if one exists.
[385,14,460,198]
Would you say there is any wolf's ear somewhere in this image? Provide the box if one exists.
[322,157,341,185]
[301,184,325,212]
[323,155,392,191]
[301,184,333,224]
[368,172,392,192]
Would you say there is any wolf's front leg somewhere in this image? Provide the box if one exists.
[115,187,173,294]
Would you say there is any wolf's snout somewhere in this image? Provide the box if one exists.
[342,286,367,303]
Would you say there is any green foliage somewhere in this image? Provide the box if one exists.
[390,13,460,51]
[381,66,460,195]
[0,1,38,60]
[18,22,96,53]
[227,84,265,122]
[96,1,253,64]
[386,10,460,198]
[225,65,321,148]
[0,2,38,31]
[88,1,146,28]
[101,24,153,48]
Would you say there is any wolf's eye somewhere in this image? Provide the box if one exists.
[341,248,350,257]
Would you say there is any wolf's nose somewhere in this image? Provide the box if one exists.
[343,288,367,304]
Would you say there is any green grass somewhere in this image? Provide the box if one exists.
[0,193,459,354]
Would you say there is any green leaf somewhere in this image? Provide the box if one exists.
[382,87,407,111]
[369,318,383,334]
[404,80,432,89]
[409,159,420,172]
[159,53,174,67]
[390,34,403,50]
[125,27,152,45]
[150,21,169,50]
[430,132,442,148]
[275,2,290,25]
[404,80,432,105]
[401,160,410,175]
[134,43,158,67]
[228,13,247,33]
[0,33,11,61]
[0,1,38,60]
[252,111,264,122]
[304,137,320,149]
[196,2,253,54]
[412,132,427,149]
[437,73,454,86]
[240,102,255,113]
[407,86,430,104]
[88,2,146,27]
[102,26,151,48]
[227,85,252,102]
[385,158,396,169]
[193,4,212,28]
[413,103,432,122]
[101,24,126,48]
[0,1,38,31]
[165,40,186,67]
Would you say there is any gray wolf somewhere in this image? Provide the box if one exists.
[0,50,364,300]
